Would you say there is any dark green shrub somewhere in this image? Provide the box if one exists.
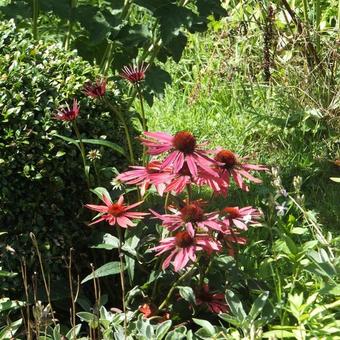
[0,20,137,297]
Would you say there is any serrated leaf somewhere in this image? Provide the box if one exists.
[81,261,123,284]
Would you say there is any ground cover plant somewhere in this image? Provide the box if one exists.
[1,0,339,339]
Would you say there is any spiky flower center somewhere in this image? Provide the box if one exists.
[215,150,237,169]
[222,207,239,219]
[172,131,196,154]
[180,204,204,223]
[175,231,194,248]
[108,203,125,216]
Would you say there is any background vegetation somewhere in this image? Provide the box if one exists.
[0,0,339,339]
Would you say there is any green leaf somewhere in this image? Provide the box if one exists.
[77,312,99,328]
[90,187,112,201]
[192,318,215,335]
[0,318,22,339]
[319,283,340,296]
[178,286,196,305]
[219,313,241,327]
[156,320,172,340]
[81,139,126,156]
[262,330,294,338]
[155,4,196,44]
[65,324,82,339]
[248,291,269,321]
[81,262,123,284]
[52,133,81,152]
[90,233,120,250]
[225,290,246,321]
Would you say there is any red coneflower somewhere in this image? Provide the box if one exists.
[117,161,171,196]
[54,98,79,121]
[214,149,268,191]
[152,231,221,272]
[141,131,216,177]
[85,194,148,228]
[120,63,149,84]
[195,284,228,313]
[83,79,106,98]
[219,206,261,231]
[151,201,221,236]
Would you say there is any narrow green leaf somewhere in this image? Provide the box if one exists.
[81,262,123,284]
[248,291,269,321]
[225,290,246,321]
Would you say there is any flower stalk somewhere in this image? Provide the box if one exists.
[72,121,90,188]
[103,98,135,164]
[117,227,128,339]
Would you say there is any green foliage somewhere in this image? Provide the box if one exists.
[0,0,227,104]
[0,19,136,298]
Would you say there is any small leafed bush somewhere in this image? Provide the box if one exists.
[0,20,137,294]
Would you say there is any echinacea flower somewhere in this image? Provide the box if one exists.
[154,163,226,195]
[195,284,228,313]
[54,99,79,121]
[217,229,247,256]
[141,131,216,177]
[152,231,221,272]
[85,194,148,228]
[120,63,148,84]
[83,79,106,98]
[151,201,221,236]
[214,149,268,191]
[117,161,171,196]
[219,206,261,231]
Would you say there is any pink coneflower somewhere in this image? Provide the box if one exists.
[152,231,221,272]
[117,161,171,196]
[83,79,106,98]
[218,229,247,256]
[219,206,261,231]
[195,284,228,313]
[141,131,216,177]
[85,194,148,228]
[151,201,222,236]
[120,63,149,84]
[54,99,79,121]
[155,163,226,195]
[214,149,268,191]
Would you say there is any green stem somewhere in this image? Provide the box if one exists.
[136,84,148,164]
[103,98,135,164]
[302,0,309,22]
[73,121,90,188]
[64,0,77,50]
[315,0,321,51]
[186,184,192,203]
[32,0,39,40]
[121,0,133,20]
[158,266,196,310]
[117,228,127,339]
[100,41,114,76]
